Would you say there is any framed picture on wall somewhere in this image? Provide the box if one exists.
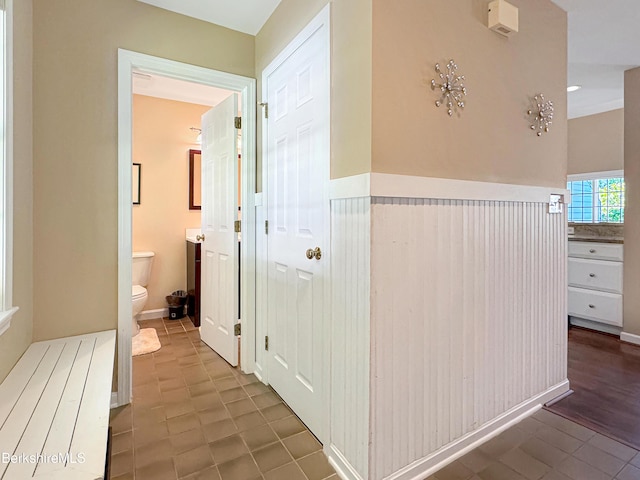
[132,163,141,205]
[189,150,201,210]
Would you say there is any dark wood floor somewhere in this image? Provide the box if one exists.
[546,327,640,450]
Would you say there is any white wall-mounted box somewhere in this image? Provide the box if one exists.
[488,0,519,37]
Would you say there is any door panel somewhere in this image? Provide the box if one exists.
[296,268,314,388]
[265,20,329,440]
[200,94,239,366]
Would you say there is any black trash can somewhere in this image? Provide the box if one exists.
[166,290,188,320]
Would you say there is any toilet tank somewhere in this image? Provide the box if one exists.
[132,251,155,287]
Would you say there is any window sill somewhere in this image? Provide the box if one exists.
[0,306,19,337]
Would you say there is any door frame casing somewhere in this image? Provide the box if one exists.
[117,49,257,407]
[258,4,331,444]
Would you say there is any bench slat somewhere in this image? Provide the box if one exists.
[67,332,116,477]
[33,337,97,477]
[5,339,85,479]
[0,343,50,428]
[0,344,65,478]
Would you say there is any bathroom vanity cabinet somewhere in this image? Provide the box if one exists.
[187,240,201,327]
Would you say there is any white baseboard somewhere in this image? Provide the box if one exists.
[385,380,570,480]
[544,389,574,407]
[620,332,640,346]
[570,317,621,336]
[253,365,265,384]
[138,308,167,321]
[326,444,364,480]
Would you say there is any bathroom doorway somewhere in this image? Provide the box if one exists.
[117,50,257,407]
[130,75,242,359]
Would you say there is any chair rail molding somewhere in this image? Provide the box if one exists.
[330,173,569,203]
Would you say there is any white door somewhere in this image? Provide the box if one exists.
[265,12,329,440]
[200,94,240,366]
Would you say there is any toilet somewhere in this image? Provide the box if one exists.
[132,251,155,337]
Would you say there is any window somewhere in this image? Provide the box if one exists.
[567,172,625,224]
[0,0,18,336]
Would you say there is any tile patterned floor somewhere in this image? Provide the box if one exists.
[426,409,640,480]
[111,318,640,480]
[109,317,338,480]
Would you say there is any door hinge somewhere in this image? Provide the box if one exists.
[265,220,269,235]
[234,323,241,336]
[265,335,269,351]
[259,102,269,119]
[234,220,241,233]
[234,116,241,129]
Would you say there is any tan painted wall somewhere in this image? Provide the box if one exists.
[568,109,624,175]
[0,0,34,381]
[255,0,373,188]
[372,0,567,188]
[32,0,254,341]
[624,68,640,336]
[132,95,208,310]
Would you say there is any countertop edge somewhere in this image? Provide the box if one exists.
[568,236,624,244]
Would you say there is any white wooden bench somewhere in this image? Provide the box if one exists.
[0,330,116,479]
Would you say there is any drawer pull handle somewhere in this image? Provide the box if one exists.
[588,304,595,309]
[589,273,596,278]
[589,249,596,253]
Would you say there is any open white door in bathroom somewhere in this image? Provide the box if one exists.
[200,94,240,366]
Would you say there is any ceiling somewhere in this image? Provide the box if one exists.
[137,0,281,35]
[551,0,640,118]
[132,72,234,108]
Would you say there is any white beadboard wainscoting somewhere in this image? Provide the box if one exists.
[368,197,568,480]
[328,198,371,479]
[323,174,569,480]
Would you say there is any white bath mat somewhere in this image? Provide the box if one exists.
[132,328,161,356]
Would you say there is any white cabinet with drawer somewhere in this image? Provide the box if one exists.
[568,241,623,261]
[568,257,623,293]
[568,241,623,332]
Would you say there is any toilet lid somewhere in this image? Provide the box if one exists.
[132,285,147,299]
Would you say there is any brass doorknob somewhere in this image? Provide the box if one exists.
[306,247,322,260]
[196,234,205,241]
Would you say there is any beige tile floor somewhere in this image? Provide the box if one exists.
[109,317,338,480]
[110,317,640,480]
[426,409,640,480]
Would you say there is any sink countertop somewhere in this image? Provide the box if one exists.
[186,228,202,244]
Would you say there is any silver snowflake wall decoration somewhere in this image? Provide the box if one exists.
[431,59,467,117]
[527,93,554,136]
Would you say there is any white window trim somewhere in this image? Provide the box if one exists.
[568,170,624,182]
[567,170,625,224]
[0,0,19,337]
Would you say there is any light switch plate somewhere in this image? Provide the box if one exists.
[549,194,564,214]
